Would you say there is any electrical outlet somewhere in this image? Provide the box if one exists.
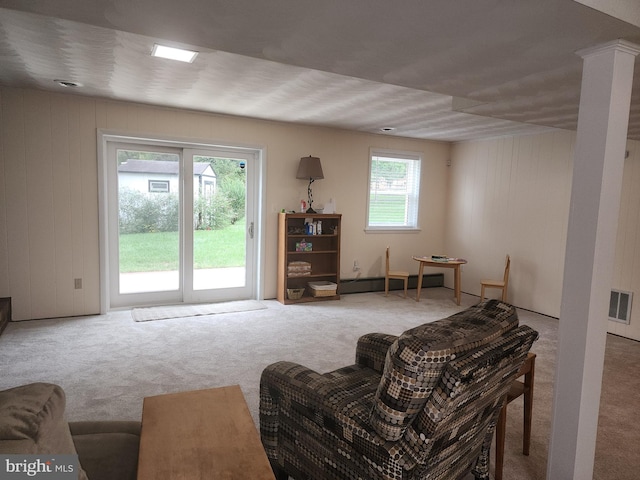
[74,278,82,289]
[353,260,360,272]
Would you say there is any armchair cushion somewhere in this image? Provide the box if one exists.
[370,300,518,441]
[70,421,141,480]
[0,382,89,480]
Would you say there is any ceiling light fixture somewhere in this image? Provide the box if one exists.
[54,80,81,88]
[151,44,198,63]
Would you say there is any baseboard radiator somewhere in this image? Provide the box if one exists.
[339,273,444,295]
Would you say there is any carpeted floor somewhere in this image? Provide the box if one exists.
[0,287,638,479]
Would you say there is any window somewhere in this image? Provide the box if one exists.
[366,149,421,231]
[609,289,632,324]
[149,180,170,193]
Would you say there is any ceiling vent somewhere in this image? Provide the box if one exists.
[609,289,632,324]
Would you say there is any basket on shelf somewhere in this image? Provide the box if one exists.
[287,288,305,300]
[308,281,337,297]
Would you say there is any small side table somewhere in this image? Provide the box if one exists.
[495,352,536,480]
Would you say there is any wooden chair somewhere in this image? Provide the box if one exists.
[480,254,510,301]
[385,246,409,297]
[494,352,536,480]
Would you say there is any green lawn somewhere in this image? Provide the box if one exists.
[369,193,407,224]
[119,222,246,272]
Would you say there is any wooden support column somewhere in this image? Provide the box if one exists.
[547,40,640,479]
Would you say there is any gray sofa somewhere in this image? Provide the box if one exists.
[0,382,140,480]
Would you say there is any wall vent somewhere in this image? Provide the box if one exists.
[609,289,633,324]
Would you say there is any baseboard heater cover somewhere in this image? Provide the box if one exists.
[339,273,444,295]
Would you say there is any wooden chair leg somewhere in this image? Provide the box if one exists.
[501,287,507,302]
[384,277,389,296]
[270,461,289,480]
[403,278,408,298]
[480,285,485,301]
[523,357,535,455]
[495,404,507,480]
[494,354,536,479]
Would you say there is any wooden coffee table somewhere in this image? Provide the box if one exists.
[137,385,276,480]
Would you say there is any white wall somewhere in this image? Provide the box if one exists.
[3,87,640,340]
[0,87,450,320]
[447,130,640,340]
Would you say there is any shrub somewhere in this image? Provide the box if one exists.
[220,176,246,225]
[194,191,233,230]
[119,188,179,234]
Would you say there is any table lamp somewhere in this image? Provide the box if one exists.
[296,155,324,213]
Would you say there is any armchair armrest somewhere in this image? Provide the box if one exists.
[355,333,397,373]
[260,360,390,479]
[260,361,334,459]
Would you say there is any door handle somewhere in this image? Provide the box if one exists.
[249,221,254,239]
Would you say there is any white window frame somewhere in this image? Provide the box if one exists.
[366,148,422,232]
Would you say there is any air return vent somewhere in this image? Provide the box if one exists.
[609,289,632,324]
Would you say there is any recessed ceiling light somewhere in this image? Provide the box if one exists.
[151,44,198,63]
[380,127,396,132]
[54,79,81,88]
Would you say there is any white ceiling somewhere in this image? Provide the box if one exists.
[1,0,640,142]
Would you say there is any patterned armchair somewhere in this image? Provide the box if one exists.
[259,300,538,480]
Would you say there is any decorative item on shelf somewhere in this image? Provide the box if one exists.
[295,240,312,252]
[296,155,324,213]
[287,288,305,300]
[323,198,335,214]
[305,223,315,235]
[304,220,323,235]
[288,261,311,277]
[288,225,306,234]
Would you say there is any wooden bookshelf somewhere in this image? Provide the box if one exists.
[277,213,341,304]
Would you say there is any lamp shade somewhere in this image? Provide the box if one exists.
[296,156,324,180]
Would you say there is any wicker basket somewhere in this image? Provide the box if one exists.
[287,288,305,300]
[308,281,337,297]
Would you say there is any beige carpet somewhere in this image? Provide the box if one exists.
[131,299,266,322]
[0,288,638,479]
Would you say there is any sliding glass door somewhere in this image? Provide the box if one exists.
[184,149,254,303]
[104,140,260,309]
[117,147,181,296]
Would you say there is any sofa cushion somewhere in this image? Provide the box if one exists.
[0,383,88,480]
[370,300,519,441]
[70,421,141,480]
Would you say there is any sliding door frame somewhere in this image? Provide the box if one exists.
[97,130,266,313]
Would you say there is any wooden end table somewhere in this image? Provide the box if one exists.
[137,385,276,480]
